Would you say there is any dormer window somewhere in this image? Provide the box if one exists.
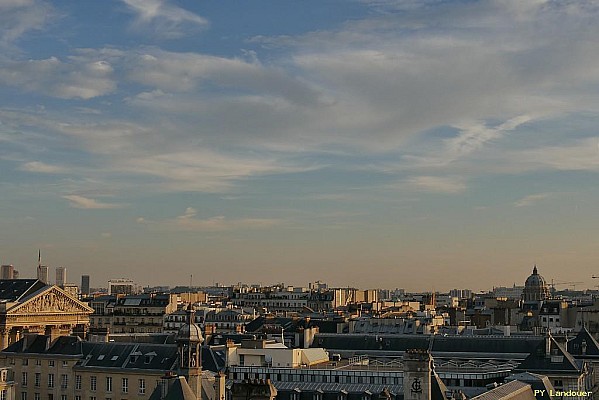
[129,351,142,363]
[144,352,157,364]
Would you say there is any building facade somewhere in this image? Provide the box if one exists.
[0,280,93,350]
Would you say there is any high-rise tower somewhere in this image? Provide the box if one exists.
[56,266,66,287]
[37,250,49,284]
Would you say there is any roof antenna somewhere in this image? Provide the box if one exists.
[38,249,41,267]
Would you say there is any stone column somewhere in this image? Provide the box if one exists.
[0,328,10,350]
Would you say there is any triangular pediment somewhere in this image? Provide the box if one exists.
[7,285,94,315]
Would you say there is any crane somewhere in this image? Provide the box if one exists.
[549,280,584,291]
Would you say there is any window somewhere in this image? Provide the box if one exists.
[36,359,41,366]
[22,372,28,386]
[34,395,40,400]
[138,379,145,395]
[9,358,15,365]
[0,390,6,400]
[23,359,29,366]
[75,375,82,390]
[35,373,41,387]
[122,378,128,394]
[75,397,81,400]
[90,376,97,391]
[62,361,68,367]
[61,374,68,389]
[61,396,67,400]
[48,360,55,367]
[21,393,27,400]
[106,377,112,392]
[48,373,55,388]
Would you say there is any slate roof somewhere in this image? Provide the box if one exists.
[431,370,449,400]
[0,279,46,302]
[470,380,534,400]
[3,335,83,355]
[515,335,582,374]
[567,327,599,357]
[2,334,225,373]
[312,334,543,356]
[149,376,197,400]
[506,372,554,400]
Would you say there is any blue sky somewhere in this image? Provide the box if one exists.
[2,0,599,291]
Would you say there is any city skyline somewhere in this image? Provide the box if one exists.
[2,1,599,289]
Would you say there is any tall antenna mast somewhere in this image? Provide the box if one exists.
[38,249,41,267]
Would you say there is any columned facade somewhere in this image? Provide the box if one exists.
[0,280,93,349]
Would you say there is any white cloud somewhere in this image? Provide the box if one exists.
[63,195,122,209]
[0,0,53,46]
[0,57,115,99]
[125,49,321,106]
[121,0,208,38]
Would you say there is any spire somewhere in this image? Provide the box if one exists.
[533,264,538,275]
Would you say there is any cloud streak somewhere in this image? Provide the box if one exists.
[63,195,123,209]
[139,207,281,232]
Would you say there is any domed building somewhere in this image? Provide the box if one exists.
[522,265,550,302]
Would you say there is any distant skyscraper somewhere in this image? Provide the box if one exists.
[81,275,90,296]
[37,265,49,284]
[1,265,14,280]
[13,270,19,279]
[56,266,66,287]
[37,249,49,284]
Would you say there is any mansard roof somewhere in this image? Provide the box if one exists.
[515,335,581,374]
[567,327,599,357]
[3,335,83,355]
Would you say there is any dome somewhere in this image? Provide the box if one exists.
[522,265,550,302]
[176,305,204,344]
[525,266,547,287]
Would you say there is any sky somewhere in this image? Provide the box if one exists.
[1,0,599,291]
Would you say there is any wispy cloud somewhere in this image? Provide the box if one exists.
[121,0,208,38]
[20,161,66,174]
[446,115,534,160]
[139,207,280,232]
[0,57,115,99]
[514,193,552,207]
[63,195,123,209]
[406,176,466,194]
[0,0,53,47]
